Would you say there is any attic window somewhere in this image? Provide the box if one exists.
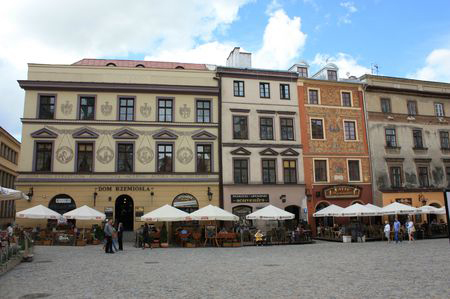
[327,70,337,81]
[136,64,145,68]
[175,66,185,69]
[298,67,308,78]
[106,63,117,67]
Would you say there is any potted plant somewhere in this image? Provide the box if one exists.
[160,223,169,248]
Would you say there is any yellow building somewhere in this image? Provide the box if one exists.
[0,127,21,227]
[15,59,220,231]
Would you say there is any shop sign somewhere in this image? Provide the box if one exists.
[173,193,198,208]
[324,185,361,199]
[97,186,152,192]
[395,198,412,205]
[104,207,113,219]
[55,198,72,204]
[231,194,269,204]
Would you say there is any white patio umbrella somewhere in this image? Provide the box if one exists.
[187,204,239,221]
[365,203,383,215]
[16,204,61,219]
[336,203,378,217]
[381,202,417,215]
[0,186,29,200]
[416,205,439,214]
[313,204,344,217]
[63,205,106,220]
[246,205,295,220]
[141,204,189,222]
[434,207,446,215]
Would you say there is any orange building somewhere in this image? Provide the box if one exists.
[296,64,372,235]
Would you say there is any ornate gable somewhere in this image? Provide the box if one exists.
[72,128,99,139]
[152,130,178,140]
[112,128,139,139]
[280,148,300,156]
[30,128,58,139]
[259,148,278,156]
[230,147,251,156]
[191,130,217,140]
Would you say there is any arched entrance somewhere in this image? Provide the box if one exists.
[115,195,134,231]
[172,193,199,213]
[285,205,300,229]
[49,194,76,214]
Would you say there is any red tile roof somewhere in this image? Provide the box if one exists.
[72,59,207,70]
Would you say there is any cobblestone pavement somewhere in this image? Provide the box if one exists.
[1,239,449,299]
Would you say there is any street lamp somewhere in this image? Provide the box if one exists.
[207,187,213,201]
[93,191,98,206]
[27,187,34,201]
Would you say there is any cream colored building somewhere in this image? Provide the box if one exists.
[218,48,306,223]
[362,75,450,218]
[0,126,21,227]
[16,59,220,230]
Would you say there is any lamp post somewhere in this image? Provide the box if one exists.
[207,187,213,201]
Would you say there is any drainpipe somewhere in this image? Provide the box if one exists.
[361,82,376,205]
[213,75,224,208]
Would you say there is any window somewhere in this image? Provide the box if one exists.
[327,70,337,81]
[440,131,449,149]
[344,121,357,141]
[435,103,445,117]
[233,81,245,97]
[280,118,294,140]
[260,118,274,140]
[157,144,173,172]
[77,143,93,172]
[380,98,391,113]
[38,95,55,119]
[158,99,173,122]
[280,84,290,99]
[259,83,270,98]
[446,166,450,181]
[389,166,402,188]
[412,130,424,149]
[341,92,352,107]
[233,159,248,184]
[385,128,397,147]
[117,143,133,173]
[298,67,308,78]
[79,96,95,120]
[311,119,324,140]
[119,97,134,121]
[348,160,361,182]
[262,159,276,184]
[0,143,18,164]
[283,160,297,184]
[196,144,212,173]
[314,160,328,182]
[196,100,211,123]
[418,166,429,187]
[233,116,248,139]
[35,142,52,171]
[407,100,417,116]
[308,89,319,104]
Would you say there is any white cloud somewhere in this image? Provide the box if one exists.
[410,48,450,83]
[312,53,370,78]
[253,9,307,69]
[339,2,357,24]
[0,0,251,138]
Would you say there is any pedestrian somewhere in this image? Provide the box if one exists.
[142,223,149,249]
[104,219,114,254]
[118,222,124,251]
[384,221,391,243]
[112,224,119,252]
[393,218,400,244]
[6,223,14,246]
[407,218,415,243]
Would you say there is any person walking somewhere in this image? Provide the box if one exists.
[118,222,124,251]
[104,219,114,254]
[112,224,119,252]
[407,218,415,243]
[393,218,400,244]
[384,221,391,243]
[142,223,149,250]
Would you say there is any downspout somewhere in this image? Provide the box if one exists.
[213,75,224,208]
[361,83,376,205]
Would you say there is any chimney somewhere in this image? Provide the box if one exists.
[226,47,252,68]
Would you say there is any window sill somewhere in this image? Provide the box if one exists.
[413,147,428,151]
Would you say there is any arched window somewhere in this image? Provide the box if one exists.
[175,66,185,69]
[135,64,145,68]
[106,63,117,67]
[48,194,76,215]
[172,193,198,214]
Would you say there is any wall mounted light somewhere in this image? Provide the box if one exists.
[108,196,112,202]
[150,188,155,201]
[93,191,98,206]
[27,187,34,201]
[280,195,286,203]
[207,187,213,201]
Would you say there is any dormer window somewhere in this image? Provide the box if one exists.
[106,63,117,67]
[298,67,308,78]
[327,70,337,81]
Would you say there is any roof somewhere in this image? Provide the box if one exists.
[72,59,208,70]
[0,126,21,145]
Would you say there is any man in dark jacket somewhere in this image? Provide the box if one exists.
[104,219,114,253]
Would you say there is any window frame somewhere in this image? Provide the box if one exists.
[156,142,174,173]
[232,115,249,140]
[78,95,96,120]
[117,96,135,121]
[380,97,392,113]
[259,82,270,98]
[116,142,134,173]
[343,120,358,141]
[417,165,430,187]
[298,67,308,78]
[195,143,213,173]
[340,91,353,107]
[233,158,249,184]
[280,84,290,100]
[310,118,325,140]
[307,88,320,105]
[195,99,212,123]
[37,94,57,120]
[434,102,445,117]
[261,158,277,184]
[385,128,397,148]
[76,142,94,173]
[412,129,424,149]
[259,117,274,140]
[283,159,297,184]
[407,100,418,116]
[157,98,174,122]
[389,166,403,188]
[347,159,362,182]
[33,141,53,172]
[439,131,450,149]
[280,117,295,141]
[313,158,329,183]
[327,70,338,81]
[233,80,245,97]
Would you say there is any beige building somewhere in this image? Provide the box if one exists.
[16,59,220,230]
[0,126,21,227]
[217,48,306,223]
[362,75,450,218]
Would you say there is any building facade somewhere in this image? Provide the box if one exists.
[298,64,372,234]
[218,48,306,224]
[0,127,21,227]
[15,59,220,230]
[362,75,450,213]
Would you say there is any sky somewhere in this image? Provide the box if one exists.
[1,0,450,141]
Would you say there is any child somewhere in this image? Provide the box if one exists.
[254,230,264,246]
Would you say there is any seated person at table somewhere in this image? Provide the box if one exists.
[254,230,264,246]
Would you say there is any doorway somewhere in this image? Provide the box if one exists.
[285,205,300,229]
[115,195,134,231]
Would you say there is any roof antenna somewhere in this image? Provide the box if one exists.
[371,63,379,75]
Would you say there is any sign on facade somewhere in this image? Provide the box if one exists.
[323,185,361,199]
[231,194,270,203]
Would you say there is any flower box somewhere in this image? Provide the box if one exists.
[185,243,195,248]
[76,240,86,246]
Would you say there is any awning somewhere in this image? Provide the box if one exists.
[188,205,239,221]
[246,205,295,220]
[336,203,378,217]
[16,204,61,219]
[0,186,29,200]
[313,204,344,217]
[141,204,190,222]
[63,205,106,220]
[380,202,417,215]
